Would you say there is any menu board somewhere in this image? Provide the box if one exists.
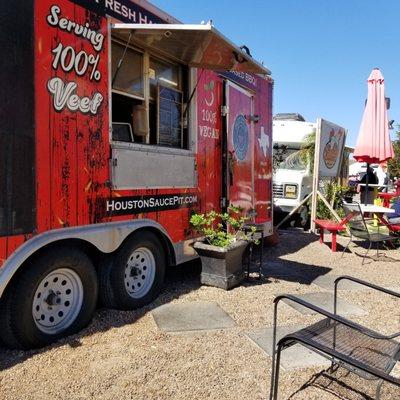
[157,85,183,148]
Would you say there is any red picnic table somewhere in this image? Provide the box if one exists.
[314,219,346,252]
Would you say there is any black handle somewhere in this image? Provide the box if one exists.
[228,151,235,186]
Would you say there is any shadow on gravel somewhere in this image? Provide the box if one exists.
[0,259,202,371]
[259,229,331,285]
[287,366,397,400]
[341,239,400,265]
[262,260,331,285]
[274,229,320,256]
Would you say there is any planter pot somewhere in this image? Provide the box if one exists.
[265,228,279,247]
[193,240,248,290]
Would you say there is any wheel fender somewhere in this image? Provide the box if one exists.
[0,219,175,299]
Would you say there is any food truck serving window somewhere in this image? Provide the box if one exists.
[110,23,270,149]
[109,23,270,190]
[111,38,186,149]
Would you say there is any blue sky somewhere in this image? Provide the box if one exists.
[151,0,399,147]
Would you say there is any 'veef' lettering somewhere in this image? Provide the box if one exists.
[47,77,103,115]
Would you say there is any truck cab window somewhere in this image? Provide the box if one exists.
[111,40,188,149]
[276,148,308,171]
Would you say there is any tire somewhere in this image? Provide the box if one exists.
[296,205,310,230]
[0,246,98,349]
[99,231,166,310]
[273,210,290,228]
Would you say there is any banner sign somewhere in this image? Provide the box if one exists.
[318,119,346,178]
[106,193,198,216]
[71,0,166,23]
[70,0,105,15]
[220,71,257,92]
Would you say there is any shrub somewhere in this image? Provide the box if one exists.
[315,182,353,220]
[189,205,257,248]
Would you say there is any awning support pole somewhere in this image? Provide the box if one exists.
[183,68,205,120]
[111,31,132,87]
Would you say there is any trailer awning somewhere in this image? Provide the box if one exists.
[111,23,270,75]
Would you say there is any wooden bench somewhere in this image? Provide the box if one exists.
[314,219,346,252]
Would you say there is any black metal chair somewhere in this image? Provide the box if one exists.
[269,276,400,400]
[341,202,397,264]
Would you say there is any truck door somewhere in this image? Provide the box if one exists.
[226,81,254,216]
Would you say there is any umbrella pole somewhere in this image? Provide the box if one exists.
[365,163,370,205]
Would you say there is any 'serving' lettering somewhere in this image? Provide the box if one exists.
[47,5,105,52]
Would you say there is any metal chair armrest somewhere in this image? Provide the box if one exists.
[334,276,399,340]
[274,294,390,340]
[386,331,400,340]
[334,275,400,299]
[269,293,398,400]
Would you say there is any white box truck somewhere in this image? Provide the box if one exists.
[273,114,316,228]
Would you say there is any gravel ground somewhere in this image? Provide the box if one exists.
[0,230,399,400]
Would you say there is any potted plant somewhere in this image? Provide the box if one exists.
[190,206,256,290]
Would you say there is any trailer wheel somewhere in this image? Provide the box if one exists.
[0,247,97,349]
[99,231,166,310]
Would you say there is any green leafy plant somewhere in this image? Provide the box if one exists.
[280,131,315,172]
[190,205,257,248]
[315,182,353,220]
[298,130,316,170]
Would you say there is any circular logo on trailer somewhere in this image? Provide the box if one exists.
[233,115,249,161]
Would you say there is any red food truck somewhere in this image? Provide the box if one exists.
[0,0,273,348]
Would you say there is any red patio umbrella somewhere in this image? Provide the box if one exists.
[354,68,394,203]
